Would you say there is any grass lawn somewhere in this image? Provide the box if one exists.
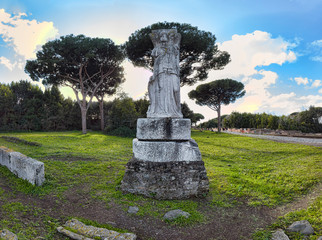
[0,130,321,239]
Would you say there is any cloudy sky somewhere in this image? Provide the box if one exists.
[1,0,322,121]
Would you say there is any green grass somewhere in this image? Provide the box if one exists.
[0,131,132,199]
[0,130,321,238]
[193,131,321,206]
[0,201,67,240]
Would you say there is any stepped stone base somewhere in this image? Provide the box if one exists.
[121,159,209,199]
[121,116,209,199]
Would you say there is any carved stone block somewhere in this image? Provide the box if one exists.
[136,118,191,140]
[0,147,45,186]
[133,138,201,162]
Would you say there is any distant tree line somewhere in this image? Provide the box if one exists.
[24,22,230,134]
[0,81,204,135]
[199,107,322,133]
[0,81,80,131]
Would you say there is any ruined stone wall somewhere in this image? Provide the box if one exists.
[0,146,45,186]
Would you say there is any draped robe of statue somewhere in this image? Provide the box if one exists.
[147,29,183,118]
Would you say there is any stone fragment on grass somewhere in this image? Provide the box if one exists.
[128,206,139,214]
[0,147,45,186]
[317,236,322,240]
[163,209,190,221]
[57,227,93,240]
[61,218,137,240]
[286,220,314,235]
[0,229,18,240]
[272,229,290,240]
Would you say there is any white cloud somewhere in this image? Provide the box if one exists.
[312,80,322,88]
[0,9,59,85]
[184,31,322,120]
[244,70,278,95]
[261,92,297,112]
[0,8,59,60]
[293,77,310,85]
[120,61,151,99]
[311,39,322,47]
[187,31,299,119]
[0,56,16,71]
[310,39,322,62]
[311,56,322,62]
[298,95,322,108]
[212,30,296,78]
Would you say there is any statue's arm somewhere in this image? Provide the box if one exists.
[173,33,181,47]
[151,47,158,57]
[173,45,180,56]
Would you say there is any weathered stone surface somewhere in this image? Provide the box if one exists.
[136,118,191,140]
[133,139,201,162]
[120,29,209,200]
[121,159,209,199]
[317,236,322,240]
[128,206,139,214]
[286,220,314,235]
[0,229,18,240]
[57,226,93,240]
[147,29,182,118]
[163,209,190,220]
[0,147,45,186]
[272,229,290,240]
[61,219,136,240]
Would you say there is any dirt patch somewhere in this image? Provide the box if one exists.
[42,155,100,162]
[1,136,42,147]
[269,182,322,218]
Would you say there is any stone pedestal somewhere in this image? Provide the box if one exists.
[136,118,191,140]
[121,118,209,199]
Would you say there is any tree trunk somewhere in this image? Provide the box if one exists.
[99,99,104,131]
[217,105,221,133]
[80,104,87,134]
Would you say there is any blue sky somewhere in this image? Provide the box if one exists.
[1,0,322,121]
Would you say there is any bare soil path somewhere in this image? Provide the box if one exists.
[224,131,322,147]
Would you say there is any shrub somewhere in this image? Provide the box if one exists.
[105,126,136,138]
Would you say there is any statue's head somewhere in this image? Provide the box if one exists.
[160,30,169,43]
[150,29,180,47]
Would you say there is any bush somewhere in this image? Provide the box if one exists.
[105,126,136,138]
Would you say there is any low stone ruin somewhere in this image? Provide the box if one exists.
[57,219,137,240]
[1,229,18,240]
[0,146,45,186]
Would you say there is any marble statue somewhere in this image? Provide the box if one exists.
[147,29,183,118]
[121,29,209,200]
